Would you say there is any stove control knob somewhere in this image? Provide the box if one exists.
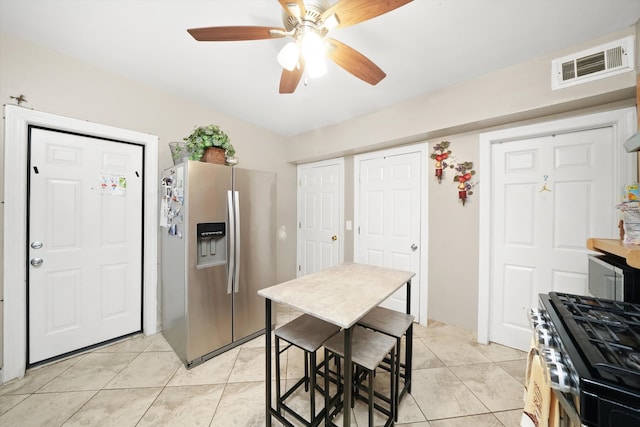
[546,362,573,394]
[534,325,555,349]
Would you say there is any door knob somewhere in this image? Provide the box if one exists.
[411,244,418,251]
[31,241,43,249]
[332,235,338,241]
[30,257,44,267]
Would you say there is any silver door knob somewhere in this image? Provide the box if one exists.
[411,244,418,251]
[31,241,44,249]
[30,257,44,267]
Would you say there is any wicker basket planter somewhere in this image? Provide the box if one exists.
[201,147,226,165]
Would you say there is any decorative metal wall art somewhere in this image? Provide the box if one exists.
[453,161,476,206]
[431,140,453,183]
[432,140,478,206]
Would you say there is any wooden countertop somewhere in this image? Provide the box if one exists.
[587,238,640,268]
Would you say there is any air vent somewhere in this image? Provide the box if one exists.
[551,36,634,90]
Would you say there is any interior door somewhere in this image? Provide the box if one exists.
[297,160,343,276]
[28,127,143,364]
[356,150,421,316]
[490,127,615,350]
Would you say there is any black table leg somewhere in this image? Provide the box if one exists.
[406,279,412,394]
[406,279,411,314]
[265,299,272,427]
[343,326,352,426]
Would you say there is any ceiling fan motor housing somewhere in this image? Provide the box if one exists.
[282,0,331,36]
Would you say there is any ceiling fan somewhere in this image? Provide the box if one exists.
[187,0,413,94]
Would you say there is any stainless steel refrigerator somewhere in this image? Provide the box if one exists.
[160,161,276,368]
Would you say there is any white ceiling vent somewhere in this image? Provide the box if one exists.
[551,35,634,90]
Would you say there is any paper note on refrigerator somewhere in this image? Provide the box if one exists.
[159,197,168,228]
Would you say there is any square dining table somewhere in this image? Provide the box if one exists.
[258,262,415,426]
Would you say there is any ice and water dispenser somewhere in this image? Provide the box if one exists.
[196,222,226,267]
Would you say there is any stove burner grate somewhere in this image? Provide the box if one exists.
[550,292,640,388]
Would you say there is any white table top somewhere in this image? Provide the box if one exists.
[258,263,415,328]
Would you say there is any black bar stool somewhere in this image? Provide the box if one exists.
[358,306,414,420]
[323,326,397,427]
[275,314,340,426]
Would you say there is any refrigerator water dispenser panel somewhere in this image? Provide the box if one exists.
[197,222,226,267]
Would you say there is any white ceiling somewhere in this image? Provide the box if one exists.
[1,0,639,136]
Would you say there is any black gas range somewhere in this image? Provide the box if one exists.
[532,292,640,427]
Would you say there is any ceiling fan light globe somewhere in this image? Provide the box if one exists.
[301,30,324,59]
[277,41,300,71]
[306,56,327,78]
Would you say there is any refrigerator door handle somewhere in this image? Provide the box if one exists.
[227,190,235,295]
[233,190,241,293]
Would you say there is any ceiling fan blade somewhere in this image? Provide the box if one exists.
[187,26,286,41]
[326,38,386,85]
[278,0,306,18]
[322,0,413,29]
[279,60,305,94]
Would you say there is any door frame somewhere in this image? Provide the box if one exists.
[353,143,429,325]
[296,158,345,276]
[2,105,159,383]
[477,107,637,345]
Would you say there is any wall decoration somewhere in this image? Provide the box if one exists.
[100,173,127,196]
[540,175,551,192]
[9,94,27,105]
[431,141,453,183]
[453,161,476,206]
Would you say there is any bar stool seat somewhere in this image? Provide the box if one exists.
[323,326,397,427]
[358,306,414,420]
[275,314,340,427]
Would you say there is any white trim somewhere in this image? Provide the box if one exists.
[296,158,345,276]
[477,107,637,345]
[353,144,429,325]
[2,105,158,383]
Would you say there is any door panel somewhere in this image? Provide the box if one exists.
[298,161,342,275]
[357,151,421,315]
[491,127,614,350]
[29,128,143,364]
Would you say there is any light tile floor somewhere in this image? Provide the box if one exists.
[0,305,527,426]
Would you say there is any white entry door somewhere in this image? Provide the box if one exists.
[297,159,343,276]
[490,127,616,350]
[28,127,143,364]
[355,149,422,317]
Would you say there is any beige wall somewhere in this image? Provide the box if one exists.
[287,26,638,331]
[0,32,298,367]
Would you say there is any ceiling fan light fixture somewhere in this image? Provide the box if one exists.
[277,41,300,71]
[300,30,327,78]
[306,56,327,78]
[301,30,324,59]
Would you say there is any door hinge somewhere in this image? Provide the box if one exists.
[298,222,302,229]
[358,226,360,235]
[298,265,301,272]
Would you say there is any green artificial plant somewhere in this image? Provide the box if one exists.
[181,124,235,161]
